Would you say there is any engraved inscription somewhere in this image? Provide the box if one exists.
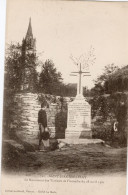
[67,101,91,129]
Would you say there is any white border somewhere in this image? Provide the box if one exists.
[0,1,127,195]
[0,0,6,191]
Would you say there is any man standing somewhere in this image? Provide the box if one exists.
[38,102,50,151]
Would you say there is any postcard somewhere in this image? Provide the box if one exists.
[1,0,127,195]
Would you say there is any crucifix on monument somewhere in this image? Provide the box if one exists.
[65,52,94,140]
[70,63,91,96]
[66,62,92,140]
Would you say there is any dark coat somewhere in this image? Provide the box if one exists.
[38,109,47,128]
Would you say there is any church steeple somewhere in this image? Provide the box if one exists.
[21,18,36,92]
[22,18,36,53]
[26,18,33,41]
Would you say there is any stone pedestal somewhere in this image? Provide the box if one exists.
[65,94,92,139]
[58,139,104,145]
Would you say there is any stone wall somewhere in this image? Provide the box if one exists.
[14,93,40,140]
[9,93,70,143]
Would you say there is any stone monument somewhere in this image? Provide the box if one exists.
[65,63,92,139]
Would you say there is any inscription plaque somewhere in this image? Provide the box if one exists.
[66,95,92,139]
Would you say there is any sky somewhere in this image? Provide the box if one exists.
[5,0,128,88]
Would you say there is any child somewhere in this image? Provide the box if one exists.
[38,102,50,151]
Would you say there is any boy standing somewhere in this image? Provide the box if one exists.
[38,102,50,151]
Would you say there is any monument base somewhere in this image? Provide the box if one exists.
[65,128,92,139]
[58,138,104,145]
[66,94,92,139]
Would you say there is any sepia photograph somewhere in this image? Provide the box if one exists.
[1,0,128,194]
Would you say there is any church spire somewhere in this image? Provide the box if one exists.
[26,17,33,40]
[21,17,36,92]
[22,17,36,56]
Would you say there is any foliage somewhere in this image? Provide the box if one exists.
[5,43,38,93]
[92,124,127,147]
[90,64,128,146]
[91,64,119,95]
[104,65,128,93]
[5,43,22,92]
[92,123,112,141]
[90,92,127,146]
[70,46,96,69]
[95,64,119,85]
[38,60,63,95]
[90,92,127,120]
[59,83,77,97]
[92,64,128,95]
[90,95,111,120]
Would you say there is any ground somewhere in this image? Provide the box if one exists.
[2,141,127,177]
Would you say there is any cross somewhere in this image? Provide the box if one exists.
[70,63,91,95]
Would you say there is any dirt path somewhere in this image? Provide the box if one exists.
[3,143,127,177]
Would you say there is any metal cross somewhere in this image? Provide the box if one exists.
[70,63,91,95]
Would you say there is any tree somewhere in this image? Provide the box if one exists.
[5,43,22,92]
[70,46,96,69]
[104,65,128,93]
[95,64,119,86]
[92,64,119,95]
[5,42,39,93]
[70,47,96,96]
[38,60,63,95]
